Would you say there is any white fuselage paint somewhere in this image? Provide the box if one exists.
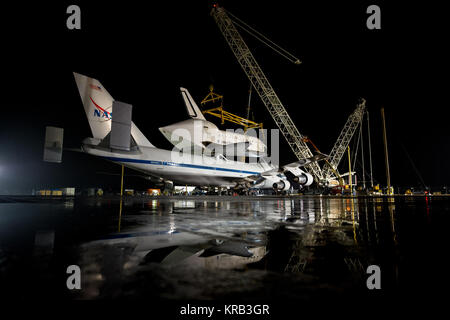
[82,142,274,187]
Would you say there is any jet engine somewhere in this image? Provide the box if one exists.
[272,179,291,191]
[253,176,288,190]
[253,176,291,191]
[284,170,314,188]
[253,168,313,192]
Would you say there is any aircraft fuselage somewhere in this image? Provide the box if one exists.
[82,142,273,187]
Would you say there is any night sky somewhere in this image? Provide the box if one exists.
[1,1,448,194]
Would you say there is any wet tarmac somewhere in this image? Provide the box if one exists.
[1,195,449,313]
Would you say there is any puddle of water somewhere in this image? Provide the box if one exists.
[0,196,448,306]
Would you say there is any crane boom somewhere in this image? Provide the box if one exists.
[211,6,324,181]
[322,98,366,180]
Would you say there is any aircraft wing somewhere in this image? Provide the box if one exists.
[258,152,328,177]
[238,152,328,186]
[205,141,249,153]
[282,152,328,168]
[205,141,267,158]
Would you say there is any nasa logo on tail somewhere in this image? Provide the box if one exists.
[89,84,102,91]
[90,96,112,121]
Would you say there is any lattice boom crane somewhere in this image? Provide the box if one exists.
[211,5,324,181]
[322,98,366,181]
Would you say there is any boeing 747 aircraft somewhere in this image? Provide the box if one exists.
[72,73,323,192]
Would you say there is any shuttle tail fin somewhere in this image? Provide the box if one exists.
[180,88,206,121]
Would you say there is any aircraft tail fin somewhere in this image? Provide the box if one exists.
[180,88,206,120]
[73,72,113,140]
[73,72,155,148]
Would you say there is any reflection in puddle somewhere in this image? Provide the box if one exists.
[73,197,400,299]
[173,200,196,209]
[0,196,447,302]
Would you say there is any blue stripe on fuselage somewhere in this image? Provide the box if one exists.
[101,156,259,175]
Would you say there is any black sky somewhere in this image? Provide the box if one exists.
[0,1,448,194]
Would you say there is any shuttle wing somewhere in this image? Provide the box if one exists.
[204,141,266,157]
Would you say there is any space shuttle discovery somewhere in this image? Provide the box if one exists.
[70,72,323,192]
[159,88,267,157]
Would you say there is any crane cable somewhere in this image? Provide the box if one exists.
[351,123,362,174]
[400,142,426,189]
[224,8,302,65]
